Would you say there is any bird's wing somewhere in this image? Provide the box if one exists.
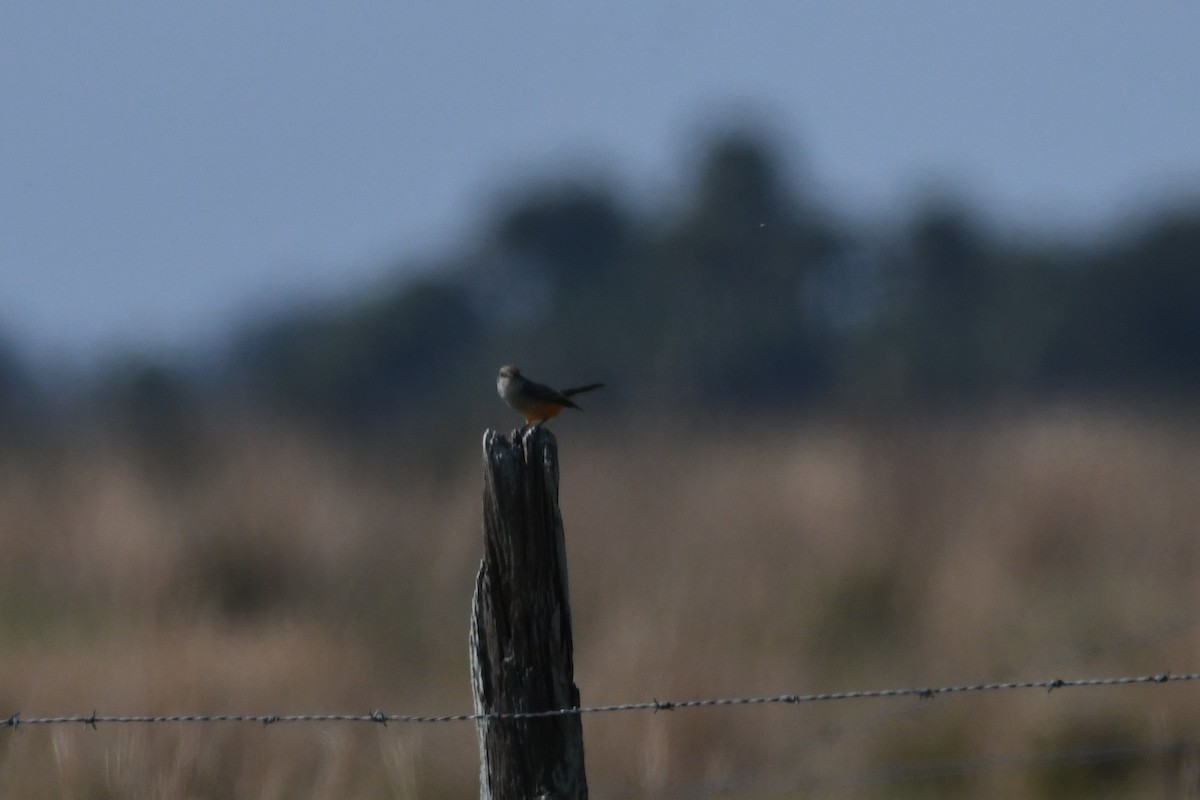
[522,379,578,407]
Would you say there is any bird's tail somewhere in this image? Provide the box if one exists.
[561,382,604,397]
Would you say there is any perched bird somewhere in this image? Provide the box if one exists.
[496,365,604,425]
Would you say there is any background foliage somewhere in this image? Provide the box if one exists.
[6,127,1198,434]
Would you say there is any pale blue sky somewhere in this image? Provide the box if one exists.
[3,2,1199,362]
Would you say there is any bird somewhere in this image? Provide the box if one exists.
[496,365,604,426]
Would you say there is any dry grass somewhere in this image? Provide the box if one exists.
[3,406,1200,798]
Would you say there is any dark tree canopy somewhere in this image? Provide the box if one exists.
[18,128,1200,431]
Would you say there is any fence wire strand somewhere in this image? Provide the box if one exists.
[3,670,1195,730]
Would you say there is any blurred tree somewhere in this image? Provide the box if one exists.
[479,183,637,388]
[1044,211,1200,393]
[1107,213,1200,390]
[494,182,630,293]
[646,132,841,406]
[0,336,36,438]
[893,201,997,400]
[71,122,1198,433]
[232,279,484,428]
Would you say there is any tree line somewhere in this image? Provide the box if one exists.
[4,128,1199,438]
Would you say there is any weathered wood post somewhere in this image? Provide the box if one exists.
[470,426,588,800]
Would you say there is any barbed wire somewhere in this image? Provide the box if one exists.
[762,612,1200,768]
[2,670,1195,731]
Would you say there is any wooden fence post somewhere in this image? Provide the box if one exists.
[470,426,588,800]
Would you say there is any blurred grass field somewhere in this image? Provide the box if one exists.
[2,405,1200,798]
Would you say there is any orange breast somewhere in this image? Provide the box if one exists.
[523,402,564,423]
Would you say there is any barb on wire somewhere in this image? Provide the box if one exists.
[1,671,1195,731]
